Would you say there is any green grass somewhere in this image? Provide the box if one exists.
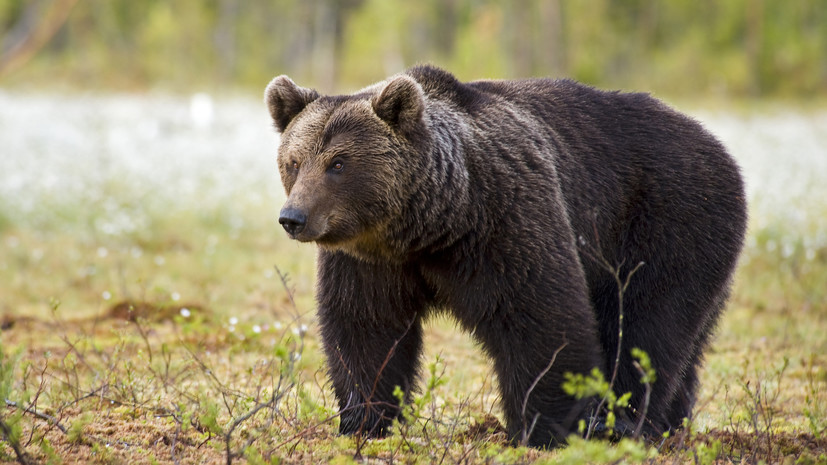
[1,193,825,465]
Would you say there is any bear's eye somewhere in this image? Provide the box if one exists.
[291,160,299,170]
[329,159,344,173]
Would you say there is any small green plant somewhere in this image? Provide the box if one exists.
[481,444,530,464]
[67,412,92,445]
[629,347,656,436]
[561,347,656,441]
[0,341,28,464]
[37,437,62,465]
[244,445,281,465]
[196,399,223,436]
[739,356,789,434]
[551,435,654,465]
[691,438,723,465]
[562,366,632,435]
[391,355,448,453]
[803,354,827,439]
[90,441,116,465]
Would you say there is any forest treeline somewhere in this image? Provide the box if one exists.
[1,0,825,97]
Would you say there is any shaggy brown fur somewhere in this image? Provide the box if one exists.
[264,66,747,447]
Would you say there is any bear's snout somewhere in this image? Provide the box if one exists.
[279,207,307,237]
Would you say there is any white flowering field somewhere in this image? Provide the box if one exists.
[1,94,824,262]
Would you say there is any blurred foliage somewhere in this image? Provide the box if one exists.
[0,0,825,96]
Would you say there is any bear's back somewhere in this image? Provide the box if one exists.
[406,65,745,282]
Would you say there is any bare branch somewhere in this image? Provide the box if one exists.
[5,399,69,435]
[631,360,652,438]
[577,216,645,438]
[520,341,568,446]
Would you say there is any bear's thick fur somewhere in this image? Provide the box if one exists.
[264,65,747,447]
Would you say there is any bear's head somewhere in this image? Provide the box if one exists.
[265,74,428,259]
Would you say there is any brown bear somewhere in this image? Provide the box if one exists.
[264,65,747,447]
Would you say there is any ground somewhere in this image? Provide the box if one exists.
[0,93,825,464]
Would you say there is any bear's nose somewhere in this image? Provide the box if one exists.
[279,208,307,236]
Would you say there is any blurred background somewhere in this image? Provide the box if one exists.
[0,0,825,321]
[1,0,826,98]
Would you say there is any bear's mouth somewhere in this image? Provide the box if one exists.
[310,214,363,246]
[287,228,323,243]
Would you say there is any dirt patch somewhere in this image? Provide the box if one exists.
[7,406,225,465]
[105,300,208,322]
[660,429,827,464]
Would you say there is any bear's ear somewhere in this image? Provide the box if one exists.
[264,75,320,133]
[371,75,425,135]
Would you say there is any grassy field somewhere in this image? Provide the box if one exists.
[0,92,825,464]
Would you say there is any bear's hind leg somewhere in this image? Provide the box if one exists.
[663,287,729,431]
[593,259,730,437]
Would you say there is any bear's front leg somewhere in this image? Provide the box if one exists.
[316,250,429,438]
